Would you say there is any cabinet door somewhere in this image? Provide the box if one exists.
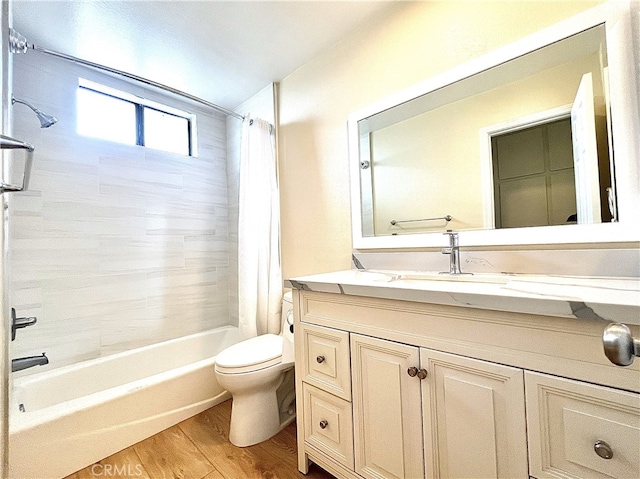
[351,334,424,479]
[421,348,528,479]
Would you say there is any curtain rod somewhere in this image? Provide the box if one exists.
[9,28,245,121]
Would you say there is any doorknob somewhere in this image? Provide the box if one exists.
[602,323,640,366]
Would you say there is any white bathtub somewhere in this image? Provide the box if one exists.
[9,326,240,479]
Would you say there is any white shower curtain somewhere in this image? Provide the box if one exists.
[238,117,282,339]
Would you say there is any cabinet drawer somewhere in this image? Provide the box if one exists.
[303,383,354,470]
[300,323,351,400]
[526,372,640,479]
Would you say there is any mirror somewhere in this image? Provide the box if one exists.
[349,2,639,249]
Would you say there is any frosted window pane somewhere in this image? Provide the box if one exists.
[144,108,190,156]
[77,88,137,145]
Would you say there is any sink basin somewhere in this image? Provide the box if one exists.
[365,270,513,284]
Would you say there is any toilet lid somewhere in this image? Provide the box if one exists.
[216,334,283,373]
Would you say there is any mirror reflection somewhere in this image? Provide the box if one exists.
[357,25,614,237]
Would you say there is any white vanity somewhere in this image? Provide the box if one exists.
[289,271,640,479]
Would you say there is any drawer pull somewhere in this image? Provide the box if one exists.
[417,368,428,380]
[593,440,613,460]
[407,367,418,377]
[316,355,325,364]
[319,420,328,429]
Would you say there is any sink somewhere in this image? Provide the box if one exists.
[364,270,513,284]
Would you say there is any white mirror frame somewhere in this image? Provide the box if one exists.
[349,0,639,250]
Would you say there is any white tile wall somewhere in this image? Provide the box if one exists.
[9,52,233,374]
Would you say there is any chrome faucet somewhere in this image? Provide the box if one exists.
[440,232,468,275]
[11,353,49,372]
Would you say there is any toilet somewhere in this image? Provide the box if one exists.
[215,291,296,447]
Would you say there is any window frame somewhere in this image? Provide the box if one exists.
[78,78,198,157]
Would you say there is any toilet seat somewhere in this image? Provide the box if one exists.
[215,334,283,374]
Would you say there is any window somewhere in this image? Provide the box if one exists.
[77,79,196,156]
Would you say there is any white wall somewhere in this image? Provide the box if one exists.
[9,52,231,374]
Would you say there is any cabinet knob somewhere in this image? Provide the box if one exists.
[316,355,325,364]
[603,323,640,366]
[417,368,428,380]
[593,440,613,460]
[319,420,328,429]
[407,367,418,377]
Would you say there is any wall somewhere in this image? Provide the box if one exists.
[9,52,231,374]
[278,0,606,279]
[225,84,277,327]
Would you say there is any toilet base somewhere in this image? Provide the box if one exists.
[229,394,296,447]
[220,366,296,447]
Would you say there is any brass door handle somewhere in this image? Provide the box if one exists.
[408,367,427,379]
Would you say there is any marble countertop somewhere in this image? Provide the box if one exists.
[286,269,640,324]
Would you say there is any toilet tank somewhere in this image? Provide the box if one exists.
[281,291,294,364]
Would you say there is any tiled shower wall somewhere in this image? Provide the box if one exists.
[8,52,232,374]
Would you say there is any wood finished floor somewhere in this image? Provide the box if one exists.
[66,399,335,479]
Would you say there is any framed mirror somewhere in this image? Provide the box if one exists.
[349,1,638,249]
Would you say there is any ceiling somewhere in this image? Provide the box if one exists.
[11,0,399,111]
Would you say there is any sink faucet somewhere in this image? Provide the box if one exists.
[441,232,467,275]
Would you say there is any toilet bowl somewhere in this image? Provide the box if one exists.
[215,291,295,447]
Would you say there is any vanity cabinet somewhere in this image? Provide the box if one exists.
[293,289,640,479]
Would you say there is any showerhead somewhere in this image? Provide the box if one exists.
[11,96,58,128]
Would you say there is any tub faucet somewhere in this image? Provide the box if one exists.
[12,353,48,372]
[440,232,468,275]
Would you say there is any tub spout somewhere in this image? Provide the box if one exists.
[12,353,48,372]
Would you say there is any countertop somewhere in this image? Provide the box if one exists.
[286,269,640,324]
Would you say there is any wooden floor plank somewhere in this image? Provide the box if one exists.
[179,405,283,479]
[201,470,225,479]
[133,424,215,479]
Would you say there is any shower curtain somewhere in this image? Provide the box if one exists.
[238,117,282,339]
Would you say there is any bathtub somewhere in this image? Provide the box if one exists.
[9,326,240,479]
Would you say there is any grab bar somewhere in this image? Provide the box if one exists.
[390,215,452,226]
[0,134,35,194]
